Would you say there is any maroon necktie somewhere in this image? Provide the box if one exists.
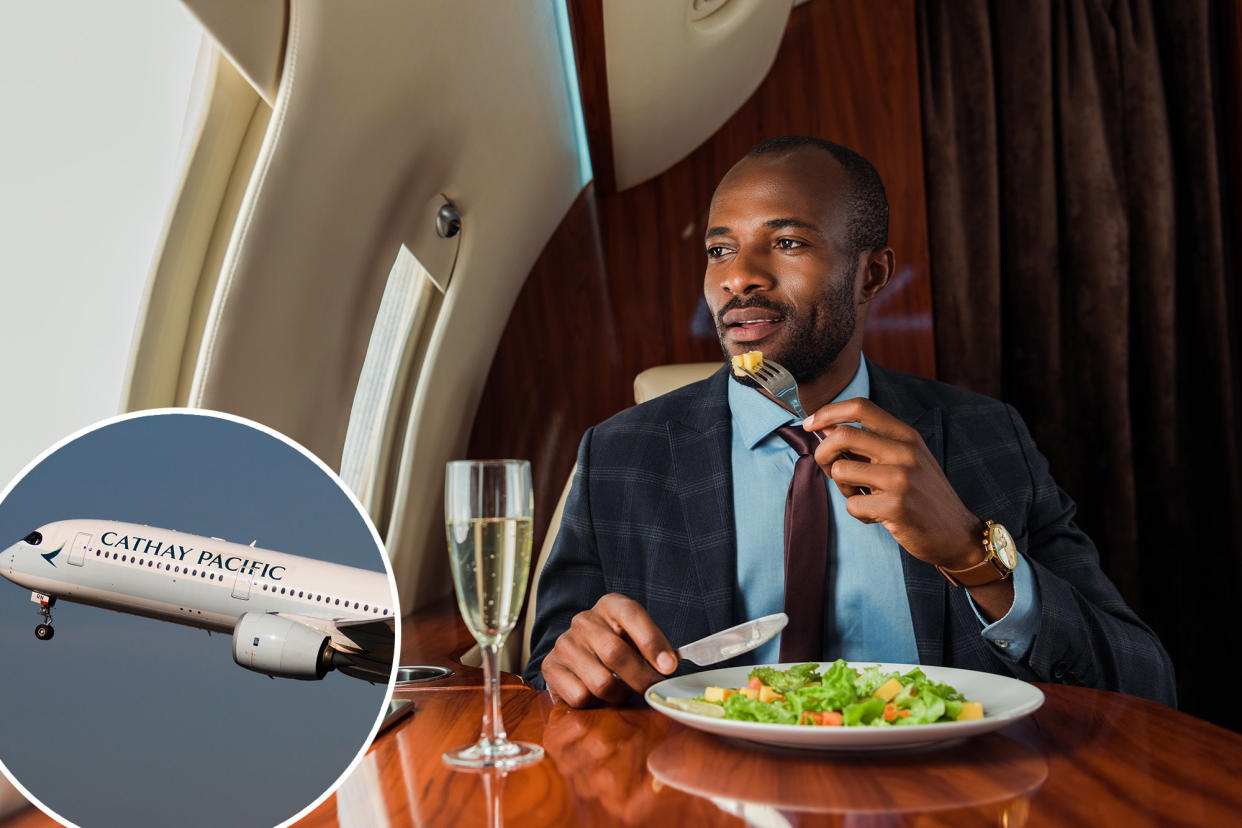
[776,425,830,662]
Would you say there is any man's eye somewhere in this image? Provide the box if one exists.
[706,245,730,258]
[776,238,805,250]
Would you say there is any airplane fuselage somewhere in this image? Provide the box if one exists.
[1,519,393,634]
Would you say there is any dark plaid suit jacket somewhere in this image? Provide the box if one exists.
[524,361,1176,705]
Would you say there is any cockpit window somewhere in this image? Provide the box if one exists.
[24,531,42,546]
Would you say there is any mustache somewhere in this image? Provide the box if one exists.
[715,295,792,326]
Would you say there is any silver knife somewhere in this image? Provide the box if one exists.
[675,612,788,666]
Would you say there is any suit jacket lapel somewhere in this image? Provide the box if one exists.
[667,368,737,634]
[868,360,949,665]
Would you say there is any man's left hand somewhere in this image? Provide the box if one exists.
[803,398,983,571]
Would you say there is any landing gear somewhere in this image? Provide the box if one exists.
[33,595,55,641]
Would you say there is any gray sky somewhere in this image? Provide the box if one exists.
[0,412,395,828]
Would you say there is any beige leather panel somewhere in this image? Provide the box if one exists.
[603,0,792,189]
[124,52,270,410]
[633,362,722,404]
[181,0,286,105]
[181,2,584,611]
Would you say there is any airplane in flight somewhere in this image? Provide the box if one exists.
[0,518,396,683]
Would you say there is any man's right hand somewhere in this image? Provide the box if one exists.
[541,593,678,707]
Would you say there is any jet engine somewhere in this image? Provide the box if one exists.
[232,612,334,680]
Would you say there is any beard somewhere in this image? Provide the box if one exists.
[715,270,857,384]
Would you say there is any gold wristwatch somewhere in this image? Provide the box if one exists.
[936,520,1018,587]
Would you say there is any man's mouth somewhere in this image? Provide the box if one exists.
[722,309,785,343]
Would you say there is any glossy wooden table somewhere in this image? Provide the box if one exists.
[293,603,1242,828]
[5,602,1240,828]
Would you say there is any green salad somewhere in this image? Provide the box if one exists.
[698,660,982,727]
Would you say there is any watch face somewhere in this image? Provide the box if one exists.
[990,523,1018,570]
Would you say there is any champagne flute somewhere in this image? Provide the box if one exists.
[443,459,543,768]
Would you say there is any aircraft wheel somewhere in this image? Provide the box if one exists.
[35,624,54,641]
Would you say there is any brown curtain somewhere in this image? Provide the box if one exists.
[917,0,1242,730]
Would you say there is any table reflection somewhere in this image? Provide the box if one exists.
[646,726,1047,822]
[540,700,676,825]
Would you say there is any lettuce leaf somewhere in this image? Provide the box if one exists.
[842,696,885,726]
[723,693,798,725]
[748,662,822,694]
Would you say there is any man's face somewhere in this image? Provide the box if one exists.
[704,150,859,384]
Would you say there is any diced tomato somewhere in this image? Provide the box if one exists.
[748,676,762,690]
[900,709,910,718]
[801,711,816,725]
[883,703,899,722]
[822,711,843,726]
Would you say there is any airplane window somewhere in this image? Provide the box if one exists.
[315,595,321,602]
[96,551,100,557]
[354,602,360,610]
[175,566,180,572]
[298,591,304,598]
[122,555,127,562]
[364,605,369,612]
[335,598,340,605]
[383,609,389,616]
[262,584,268,591]
[23,531,41,545]
[148,561,153,567]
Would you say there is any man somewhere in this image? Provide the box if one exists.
[523,136,1175,708]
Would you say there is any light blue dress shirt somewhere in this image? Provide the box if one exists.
[728,354,1041,664]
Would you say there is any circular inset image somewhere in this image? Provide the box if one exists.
[0,410,399,828]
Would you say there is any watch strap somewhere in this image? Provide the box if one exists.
[936,556,1010,587]
[936,520,1014,587]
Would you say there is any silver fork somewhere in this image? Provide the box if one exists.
[735,357,872,493]
[734,358,821,440]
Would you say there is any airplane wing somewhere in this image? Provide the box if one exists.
[273,613,396,683]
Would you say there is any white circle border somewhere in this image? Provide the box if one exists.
[0,407,402,828]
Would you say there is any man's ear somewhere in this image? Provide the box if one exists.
[857,247,895,304]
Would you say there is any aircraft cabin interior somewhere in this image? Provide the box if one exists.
[3,0,1241,826]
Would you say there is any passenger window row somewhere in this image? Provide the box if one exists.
[95,548,390,617]
[258,582,388,616]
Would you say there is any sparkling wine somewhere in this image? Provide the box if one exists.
[442,459,542,769]
[446,516,533,646]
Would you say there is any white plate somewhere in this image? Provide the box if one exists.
[646,662,1044,750]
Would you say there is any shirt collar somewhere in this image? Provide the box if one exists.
[728,353,871,450]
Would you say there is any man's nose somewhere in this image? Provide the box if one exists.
[716,249,775,297]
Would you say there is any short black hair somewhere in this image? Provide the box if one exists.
[746,135,889,260]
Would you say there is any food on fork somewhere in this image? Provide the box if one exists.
[732,350,764,377]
